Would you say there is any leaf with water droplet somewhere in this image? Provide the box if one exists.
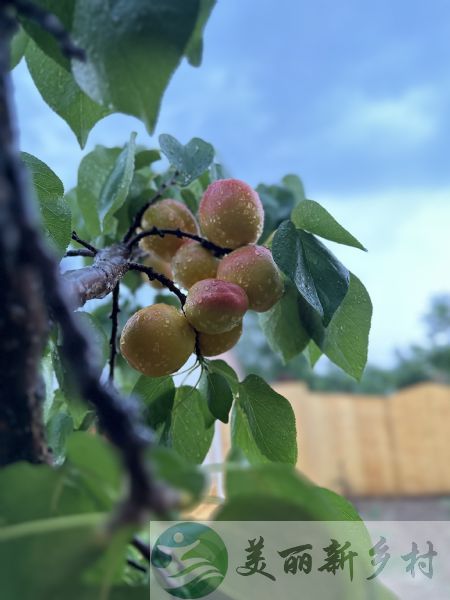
[159,134,214,186]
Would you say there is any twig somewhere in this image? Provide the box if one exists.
[71,231,98,254]
[64,249,95,258]
[11,0,85,61]
[129,262,187,306]
[127,227,232,258]
[122,172,179,243]
[108,283,120,382]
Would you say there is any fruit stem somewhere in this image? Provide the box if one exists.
[122,171,179,243]
[64,249,95,258]
[71,230,98,254]
[129,262,187,305]
[126,227,232,257]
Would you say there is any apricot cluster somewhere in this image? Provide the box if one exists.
[120,179,284,377]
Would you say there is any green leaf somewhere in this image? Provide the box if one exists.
[0,463,92,523]
[231,402,268,464]
[210,162,228,182]
[46,411,74,464]
[181,188,200,214]
[232,375,297,465]
[170,386,215,464]
[99,132,136,234]
[10,26,28,69]
[77,145,121,238]
[282,174,306,203]
[132,375,175,430]
[185,0,216,66]
[66,432,122,510]
[292,199,366,251]
[305,340,322,367]
[272,220,350,326]
[76,312,109,369]
[218,462,363,522]
[159,134,214,185]
[320,273,372,379]
[72,0,203,132]
[216,463,339,521]
[316,487,363,521]
[21,152,71,256]
[259,280,310,362]
[25,40,110,149]
[256,183,296,243]
[0,463,131,599]
[204,372,233,424]
[151,446,206,507]
[134,149,161,170]
[50,345,91,428]
[20,0,75,70]
[298,273,372,379]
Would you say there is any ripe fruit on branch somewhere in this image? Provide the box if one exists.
[197,322,242,357]
[120,304,195,377]
[172,241,218,289]
[141,252,173,289]
[217,245,284,312]
[140,198,198,260]
[184,278,248,334]
[199,179,264,249]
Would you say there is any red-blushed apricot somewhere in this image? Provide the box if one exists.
[198,179,264,249]
[184,278,248,334]
[120,304,195,377]
[171,241,218,289]
[140,198,198,261]
[197,322,242,357]
[217,245,284,312]
[141,252,173,289]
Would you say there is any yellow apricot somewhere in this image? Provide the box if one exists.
[120,304,195,377]
[171,241,218,289]
[140,198,198,260]
[217,245,284,312]
[198,179,264,249]
[198,322,242,357]
[184,278,248,334]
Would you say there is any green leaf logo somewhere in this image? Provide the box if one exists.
[151,522,228,598]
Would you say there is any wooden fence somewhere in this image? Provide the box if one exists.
[218,382,450,497]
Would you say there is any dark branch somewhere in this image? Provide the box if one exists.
[129,262,186,306]
[71,231,98,254]
[122,172,179,243]
[64,249,95,258]
[127,227,232,258]
[108,283,120,382]
[41,260,169,520]
[11,0,85,61]
[127,558,147,574]
[63,243,130,308]
[0,7,49,465]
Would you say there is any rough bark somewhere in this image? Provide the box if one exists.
[63,244,130,308]
[0,13,49,465]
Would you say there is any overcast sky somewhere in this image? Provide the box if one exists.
[12,0,450,365]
